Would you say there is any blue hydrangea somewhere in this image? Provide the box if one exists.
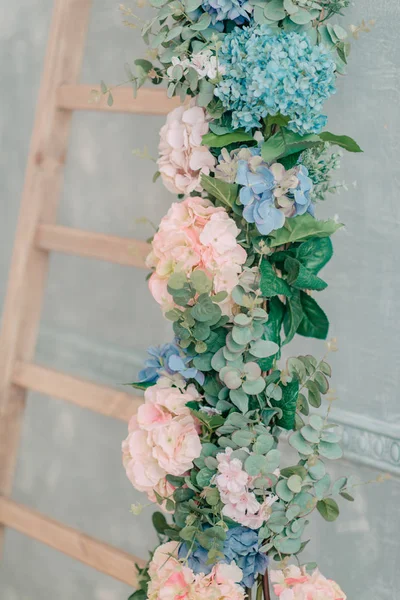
[226,146,314,235]
[214,25,336,134]
[178,526,268,588]
[201,0,253,25]
[138,342,204,384]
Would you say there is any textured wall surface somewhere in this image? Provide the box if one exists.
[0,0,399,598]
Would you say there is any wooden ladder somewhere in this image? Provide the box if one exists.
[0,0,180,587]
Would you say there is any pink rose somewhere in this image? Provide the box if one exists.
[158,105,216,195]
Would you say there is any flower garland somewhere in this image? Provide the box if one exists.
[108,1,372,599]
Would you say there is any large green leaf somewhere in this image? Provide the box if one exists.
[200,174,239,208]
[271,379,299,430]
[284,257,328,291]
[297,292,329,339]
[261,130,321,163]
[296,237,333,275]
[202,130,255,148]
[283,291,304,344]
[258,297,284,371]
[260,259,292,297]
[319,132,363,153]
[269,214,343,247]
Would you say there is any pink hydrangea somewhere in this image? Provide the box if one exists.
[146,196,247,315]
[215,447,278,529]
[158,104,216,195]
[147,542,245,600]
[122,383,201,503]
[270,565,347,600]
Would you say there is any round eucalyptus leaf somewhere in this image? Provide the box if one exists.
[221,368,242,390]
[242,377,266,395]
[234,313,253,327]
[232,429,254,447]
[287,474,302,493]
[308,458,326,480]
[318,441,343,460]
[293,491,317,516]
[286,504,301,521]
[253,433,274,455]
[264,449,281,472]
[301,425,320,444]
[314,473,331,500]
[276,480,294,502]
[232,325,253,345]
[249,339,279,358]
[289,431,314,456]
[245,454,268,476]
[229,388,249,413]
[309,414,324,431]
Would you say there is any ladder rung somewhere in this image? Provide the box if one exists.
[36,224,150,268]
[12,362,141,422]
[57,84,182,115]
[0,497,144,586]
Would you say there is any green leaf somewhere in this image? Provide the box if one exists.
[229,388,249,413]
[232,429,254,447]
[249,339,280,358]
[318,441,343,460]
[200,174,238,208]
[269,214,343,247]
[127,380,155,391]
[245,454,267,476]
[152,512,168,534]
[261,129,321,163]
[191,11,211,30]
[276,479,295,502]
[258,297,284,371]
[289,431,314,456]
[283,291,304,345]
[202,130,254,148]
[296,237,333,275]
[196,467,215,488]
[271,379,299,430]
[319,132,363,153]
[284,257,327,291]
[260,260,292,297]
[317,498,340,522]
[297,292,329,340]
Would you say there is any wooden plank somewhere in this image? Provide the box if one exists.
[57,84,182,115]
[0,497,144,586]
[0,0,92,554]
[36,224,150,268]
[12,362,141,422]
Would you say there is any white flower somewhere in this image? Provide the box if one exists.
[166,56,190,80]
[190,50,225,80]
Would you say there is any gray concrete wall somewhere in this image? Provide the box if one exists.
[0,1,399,598]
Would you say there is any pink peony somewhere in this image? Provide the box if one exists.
[146,196,246,315]
[158,104,216,195]
[122,383,201,502]
[147,543,245,600]
[270,566,346,600]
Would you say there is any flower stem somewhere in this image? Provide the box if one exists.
[262,569,271,600]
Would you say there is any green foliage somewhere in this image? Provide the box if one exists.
[200,174,239,208]
[269,214,343,247]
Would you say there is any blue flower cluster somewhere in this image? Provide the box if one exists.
[138,342,204,384]
[179,526,268,588]
[201,0,253,25]
[214,25,337,134]
[230,147,314,235]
